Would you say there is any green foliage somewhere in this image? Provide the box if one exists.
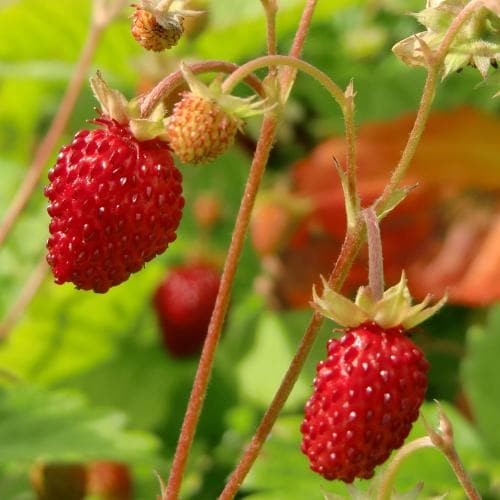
[462,306,500,457]
[0,384,159,463]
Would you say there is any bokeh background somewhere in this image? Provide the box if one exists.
[0,0,499,498]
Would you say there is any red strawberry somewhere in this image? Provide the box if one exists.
[45,116,184,293]
[300,321,428,482]
[153,262,220,357]
[86,461,133,500]
[301,274,446,482]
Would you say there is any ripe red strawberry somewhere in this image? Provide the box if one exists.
[45,116,184,293]
[131,7,184,52]
[301,274,446,482]
[86,461,132,500]
[300,321,428,482]
[167,92,240,165]
[153,262,220,356]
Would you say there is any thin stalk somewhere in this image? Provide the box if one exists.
[376,437,435,500]
[222,55,346,107]
[280,0,318,96]
[363,208,384,302]
[140,61,265,117]
[375,0,484,214]
[261,0,278,58]
[441,446,481,500]
[163,115,279,500]
[0,257,48,340]
[0,24,104,248]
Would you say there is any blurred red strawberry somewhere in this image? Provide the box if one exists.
[154,262,221,357]
[266,107,500,308]
[86,461,132,500]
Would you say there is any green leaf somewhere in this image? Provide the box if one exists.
[462,306,500,458]
[0,384,159,464]
[236,310,311,410]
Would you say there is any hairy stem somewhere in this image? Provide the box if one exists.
[377,437,435,500]
[163,115,279,500]
[222,55,346,107]
[363,208,384,302]
[280,0,318,96]
[0,24,104,248]
[140,61,265,117]
[261,0,278,58]
[375,0,484,214]
[441,446,481,500]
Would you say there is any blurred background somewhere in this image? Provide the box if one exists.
[0,0,499,498]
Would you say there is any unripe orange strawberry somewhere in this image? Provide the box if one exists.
[193,192,223,229]
[131,8,184,52]
[167,93,240,164]
[86,461,133,500]
[131,1,204,52]
[166,63,269,165]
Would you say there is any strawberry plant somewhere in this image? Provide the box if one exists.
[0,0,499,499]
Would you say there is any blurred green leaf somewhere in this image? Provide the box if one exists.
[0,384,159,463]
[462,306,500,458]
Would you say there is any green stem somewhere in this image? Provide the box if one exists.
[222,54,346,107]
[375,0,485,214]
[377,437,435,500]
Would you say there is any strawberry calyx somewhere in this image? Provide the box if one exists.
[392,0,500,79]
[312,272,447,329]
[135,0,203,27]
[90,72,168,142]
[176,62,272,126]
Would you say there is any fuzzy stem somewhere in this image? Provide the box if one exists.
[0,257,48,340]
[218,223,365,500]
[377,437,435,500]
[140,61,265,117]
[0,23,104,249]
[280,0,318,96]
[343,82,359,223]
[163,115,279,500]
[261,0,279,59]
[375,0,484,214]
[363,208,384,302]
[222,55,346,107]
[442,446,481,499]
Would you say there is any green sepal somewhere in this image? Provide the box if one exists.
[313,272,446,329]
